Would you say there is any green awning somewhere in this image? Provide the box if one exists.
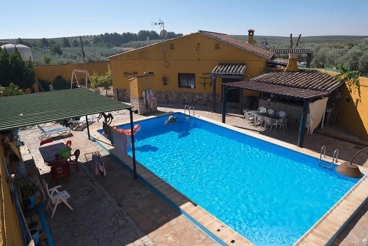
[0,88,132,131]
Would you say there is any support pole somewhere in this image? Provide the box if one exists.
[297,100,309,147]
[222,84,227,123]
[129,109,137,179]
[212,77,216,112]
[238,89,243,115]
[86,115,91,140]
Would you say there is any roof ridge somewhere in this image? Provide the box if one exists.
[199,31,275,60]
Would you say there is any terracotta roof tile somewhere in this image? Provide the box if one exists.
[224,81,329,99]
[223,70,342,100]
[199,30,275,60]
[250,70,341,92]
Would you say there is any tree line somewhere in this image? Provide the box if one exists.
[8,31,368,76]
[16,30,183,50]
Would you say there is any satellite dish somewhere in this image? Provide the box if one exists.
[160,30,168,39]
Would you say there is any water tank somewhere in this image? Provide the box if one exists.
[1,44,33,61]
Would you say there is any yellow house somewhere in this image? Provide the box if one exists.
[109,30,275,108]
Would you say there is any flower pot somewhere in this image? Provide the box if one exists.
[25,193,37,210]
[30,229,40,244]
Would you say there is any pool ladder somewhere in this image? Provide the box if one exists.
[184,105,195,115]
[319,145,339,170]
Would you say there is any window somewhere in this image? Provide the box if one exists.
[178,73,195,88]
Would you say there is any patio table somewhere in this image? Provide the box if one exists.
[252,111,283,128]
[39,140,69,165]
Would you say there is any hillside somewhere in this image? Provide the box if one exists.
[1,33,367,76]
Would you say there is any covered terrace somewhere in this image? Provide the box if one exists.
[0,88,140,245]
[221,70,343,147]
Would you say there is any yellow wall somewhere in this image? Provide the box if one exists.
[0,139,23,245]
[109,33,267,96]
[337,77,368,141]
[320,70,368,141]
[35,61,110,82]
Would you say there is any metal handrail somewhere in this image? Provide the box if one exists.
[184,105,190,114]
[319,145,326,164]
[332,149,339,163]
[189,106,195,115]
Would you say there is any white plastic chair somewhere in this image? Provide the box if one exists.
[270,116,288,132]
[42,179,73,218]
[267,109,275,116]
[257,107,267,113]
[264,117,276,130]
[243,109,255,124]
[276,111,286,118]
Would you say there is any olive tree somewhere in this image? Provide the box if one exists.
[91,65,112,96]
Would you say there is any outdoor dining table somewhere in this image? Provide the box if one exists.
[39,140,70,165]
[249,111,283,128]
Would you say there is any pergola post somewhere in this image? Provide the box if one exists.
[238,89,243,114]
[212,77,217,112]
[297,99,309,147]
[222,84,227,123]
[86,115,91,140]
[129,109,137,179]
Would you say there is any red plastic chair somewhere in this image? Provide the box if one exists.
[51,163,70,184]
[67,149,80,171]
[66,140,72,147]
[40,139,53,146]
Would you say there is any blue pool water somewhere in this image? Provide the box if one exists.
[101,113,360,245]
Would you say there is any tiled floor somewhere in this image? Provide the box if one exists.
[18,104,368,246]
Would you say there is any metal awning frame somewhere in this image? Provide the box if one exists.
[0,88,139,179]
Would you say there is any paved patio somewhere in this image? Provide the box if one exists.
[17,104,368,245]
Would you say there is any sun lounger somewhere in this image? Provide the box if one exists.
[68,115,96,131]
[37,124,71,140]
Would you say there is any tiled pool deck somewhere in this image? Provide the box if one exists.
[18,105,368,245]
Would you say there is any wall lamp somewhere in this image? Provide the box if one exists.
[336,147,366,178]
[162,76,168,85]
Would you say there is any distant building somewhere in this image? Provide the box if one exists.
[1,44,33,61]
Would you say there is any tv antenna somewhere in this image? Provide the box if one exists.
[152,19,168,39]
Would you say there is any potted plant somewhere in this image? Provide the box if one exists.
[18,183,38,209]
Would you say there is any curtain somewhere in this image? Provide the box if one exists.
[308,97,328,134]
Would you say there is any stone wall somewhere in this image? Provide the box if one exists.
[259,99,303,125]
[114,88,256,110]
[130,96,157,115]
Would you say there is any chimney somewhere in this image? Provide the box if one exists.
[248,29,254,44]
[284,53,299,72]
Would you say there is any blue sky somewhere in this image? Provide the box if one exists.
[2,0,368,39]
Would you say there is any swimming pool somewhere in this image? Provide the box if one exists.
[102,113,361,245]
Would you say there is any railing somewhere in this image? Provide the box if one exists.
[332,149,339,163]
[319,145,338,170]
[189,106,195,115]
[184,105,190,115]
[184,105,195,115]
